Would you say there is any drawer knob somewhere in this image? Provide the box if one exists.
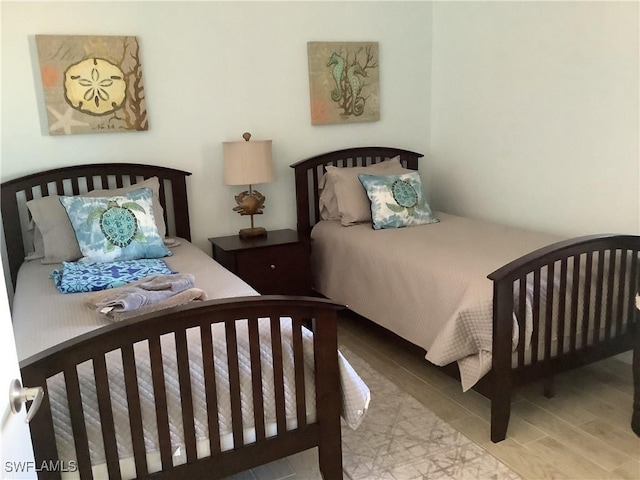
[270,264,276,270]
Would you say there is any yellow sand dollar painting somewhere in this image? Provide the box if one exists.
[36,35,148,135]
[64,58,127,116]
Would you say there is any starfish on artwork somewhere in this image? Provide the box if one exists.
[47,106,89,134]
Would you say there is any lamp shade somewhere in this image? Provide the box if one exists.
[223,139,274,186]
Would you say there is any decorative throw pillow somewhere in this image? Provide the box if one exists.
[60,187,171,263]
[27,177,166,264]
[321,157,411,226]
[318,173,341,221]
[358,172,440,230]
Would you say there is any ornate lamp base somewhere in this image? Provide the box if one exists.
[232,186,268,239]
[239,226,267,239]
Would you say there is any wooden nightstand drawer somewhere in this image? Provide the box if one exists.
[236,243,309,295]
[209,229,311,296]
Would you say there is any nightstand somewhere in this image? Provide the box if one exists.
[209,229,312,296]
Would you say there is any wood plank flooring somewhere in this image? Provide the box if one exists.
[227,312,639,479]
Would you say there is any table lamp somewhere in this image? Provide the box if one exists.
[223,132,274,239]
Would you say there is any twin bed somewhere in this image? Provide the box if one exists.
[291,146,639,442]
[2,164,368,480]
[2,147,638,479]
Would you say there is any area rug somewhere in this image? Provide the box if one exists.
[340,346,520,480]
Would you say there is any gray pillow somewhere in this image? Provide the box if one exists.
[322,156,411,226]
[27,177,166,264]
[23,220,45,261]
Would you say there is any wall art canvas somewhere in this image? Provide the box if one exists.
[35,35,148,135]
[307,41,379,125]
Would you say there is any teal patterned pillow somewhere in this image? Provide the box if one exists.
[60,187,172,263]
[358,172,439,230]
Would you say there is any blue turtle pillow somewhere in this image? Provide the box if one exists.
[59,187,172,263]
[358,172,440,230]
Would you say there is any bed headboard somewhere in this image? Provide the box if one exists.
[290,146,423,237]
[1,163,192,288]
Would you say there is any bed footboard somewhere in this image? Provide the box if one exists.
[488,234,640,442]
[20,296,344,480]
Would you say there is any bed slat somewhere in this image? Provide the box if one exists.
[557,259,568,356]
[593,251,606,343]
[225,320,244,448]
[569,254,581,353]
[292,318,307,429]
[616,250,628,337]
[605,250,617,341]
[64,367,94,480]
[531,269,541,364]
[517,278,526,367]
[270,317,287,434]
[121,344,148,478]
[71,177,80,196]
[248,317,266,441]
[627,250,639,324]
[93,356,122,480]
[175,329,197,463]
[149,336,173,471]
[581,251,594,347]
[200,323,222,455]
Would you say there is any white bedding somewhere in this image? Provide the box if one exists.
[311,213,563,390]
[12,240,370,478]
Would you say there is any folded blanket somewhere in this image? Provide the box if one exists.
[139,273,194,292]
[87,273,194,312]
[52,259,175,293]
[86,273,207,322]
[108,288,207,322]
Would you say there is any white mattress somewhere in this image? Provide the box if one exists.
[12,240,370,478]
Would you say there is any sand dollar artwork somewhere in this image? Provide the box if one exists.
[36,35,148,135]
[64,58,127,116]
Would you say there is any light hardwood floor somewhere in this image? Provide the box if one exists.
[228,312,639,480]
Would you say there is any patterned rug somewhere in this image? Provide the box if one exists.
[340,347,520,480]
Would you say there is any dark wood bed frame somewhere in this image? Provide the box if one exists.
[2,164,344,479]
[290,146,640,442]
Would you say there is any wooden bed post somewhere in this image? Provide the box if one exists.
[633,296,640,436]
[20,369,60,480]
[491,280,514,442]
[312,309,343,479]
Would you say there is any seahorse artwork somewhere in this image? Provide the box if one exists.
[328,52,345,101]
[308,41,380,125]
[346,62,368,116]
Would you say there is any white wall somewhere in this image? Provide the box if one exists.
[1,1,433,253]
[3,1,638,250]
[430,1,639,237]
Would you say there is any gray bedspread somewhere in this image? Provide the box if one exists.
[311,213,562,390]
